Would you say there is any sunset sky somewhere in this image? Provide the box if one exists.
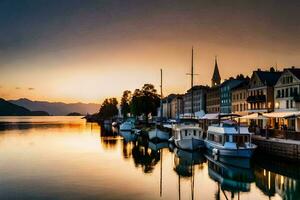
[0,0,299,103]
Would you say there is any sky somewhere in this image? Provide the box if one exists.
[0,0,299,103]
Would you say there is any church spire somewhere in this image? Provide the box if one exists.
[211,56,221,87]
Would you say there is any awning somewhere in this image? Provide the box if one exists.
[263,111,300,119]
[239,113,269,120]
[201,113,219,120]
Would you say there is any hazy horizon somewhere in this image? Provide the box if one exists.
[0,0,299,104]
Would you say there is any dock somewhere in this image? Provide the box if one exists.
[252,135,300,161]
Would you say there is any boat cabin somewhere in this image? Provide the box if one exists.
[207,123,252,148]
[174,126,203,140]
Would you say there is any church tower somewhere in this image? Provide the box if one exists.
[211,57,221,87]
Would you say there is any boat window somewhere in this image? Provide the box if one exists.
[185,130,188,136]
[193,130,196,136]
[225,135,230,142]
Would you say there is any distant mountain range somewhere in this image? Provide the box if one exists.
[9,98,100,116]
[0,98,49,116]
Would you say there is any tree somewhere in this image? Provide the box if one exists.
[130,84,160,123]
[98,98,118,120]
[120,90,131,118]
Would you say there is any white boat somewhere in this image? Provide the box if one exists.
[119,121,135,131]
[173,125,205,151]
[148,129,170,141]
[205,121,257,158]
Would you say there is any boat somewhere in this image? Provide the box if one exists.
[148,141,169,152]
[119,119,135,131]
[205,118,257,158]
[148,128,170,141]
[120,131,137,143]
[173,125,205,151]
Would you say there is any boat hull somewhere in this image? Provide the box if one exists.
[205,141,256,158]
[148,129,170,141]
[174,138,205,151]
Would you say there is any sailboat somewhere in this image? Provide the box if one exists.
[151,69,171,141]
[173,47,205,150]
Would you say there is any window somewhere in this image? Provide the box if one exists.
[286,88,289,97]
[277,90,280,98]
[193,130,196,136]
[290,88,293,96]
[286,100,289,109]
[185,130,188,136]
[294,88,298,96]
[282,89,284,97]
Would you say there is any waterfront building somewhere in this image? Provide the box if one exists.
[231,78,250,116]
[274,67,300,111]
[206,57,221,113]
[247,68,282,113]
[273,67,300,131]
[206,86,220,113]
[183,85,208,115]
[170,94,184,119]
[161,94,177,119]
[220,78,245,114]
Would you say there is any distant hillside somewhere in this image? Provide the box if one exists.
[0,98,49,116]
[67,112,82,116]
[9,98,100,116]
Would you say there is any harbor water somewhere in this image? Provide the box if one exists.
[0,117,299,200]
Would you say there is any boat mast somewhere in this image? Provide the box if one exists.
[186,47,198,117]
[191,47,194,116]
[160,69,163,124]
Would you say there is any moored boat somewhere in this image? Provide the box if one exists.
[173,125,205,151]
[205,120,257,158]
[119,119,135,131]
[148,128,170,141]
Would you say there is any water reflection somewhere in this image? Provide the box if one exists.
[0,117,300,200]
[206,153,254,200]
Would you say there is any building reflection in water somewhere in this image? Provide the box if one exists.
[254,157,300,200]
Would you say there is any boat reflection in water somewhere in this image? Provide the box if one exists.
[120,130,137,143]
[99,124,120,150]
[205,152,255,199]
[173,148,206,200]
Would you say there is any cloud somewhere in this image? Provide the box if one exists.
[15,87,21,90]
[28,87,35,91]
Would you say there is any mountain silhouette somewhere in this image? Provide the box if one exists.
[0,98,49,116]
[9,98,100,116]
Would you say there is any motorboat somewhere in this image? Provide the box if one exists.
[205,120,257,158]
[173,125,205,151]
[119,119,135,131]
[148,128,170,141]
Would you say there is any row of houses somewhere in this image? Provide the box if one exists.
[160,59,300,131]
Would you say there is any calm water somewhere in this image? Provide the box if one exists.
[0,117,299,200]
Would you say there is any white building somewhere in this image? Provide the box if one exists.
[274,67,300,131]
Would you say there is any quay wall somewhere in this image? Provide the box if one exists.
[252,136,300,160]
